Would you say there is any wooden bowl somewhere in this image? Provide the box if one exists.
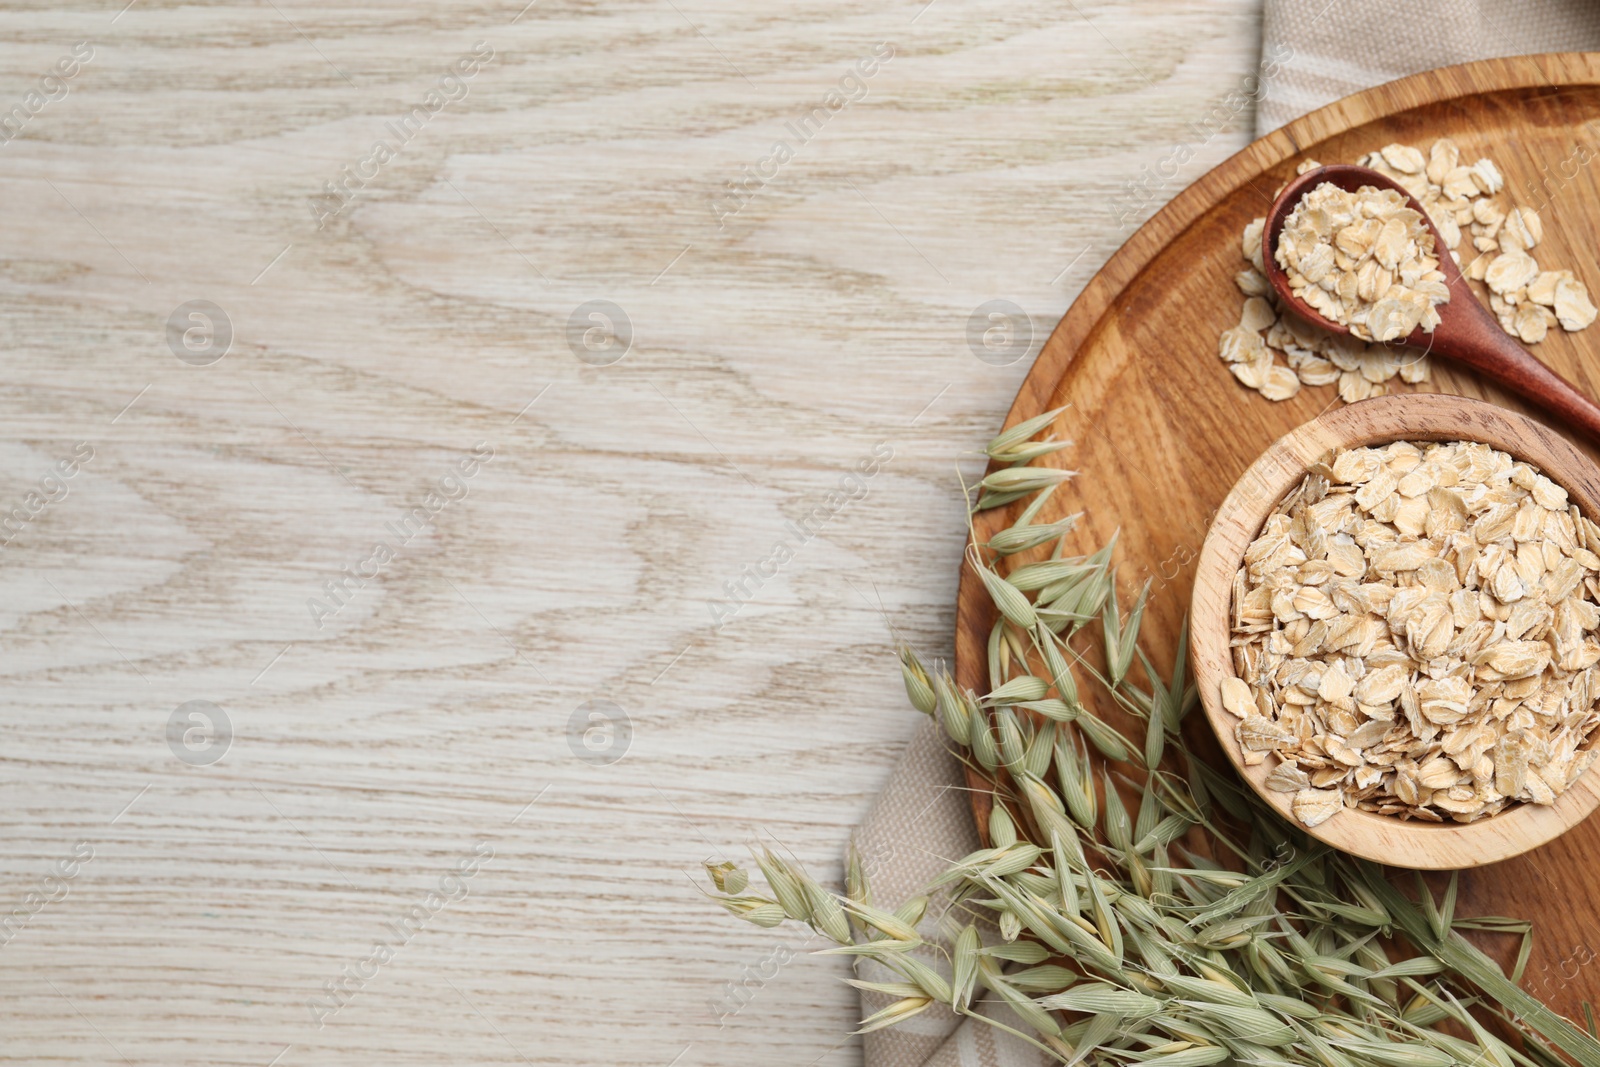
[1191,393,1600,869]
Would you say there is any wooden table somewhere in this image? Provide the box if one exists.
[0,3,1259,1063]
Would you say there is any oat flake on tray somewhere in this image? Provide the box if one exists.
[1223,139,1600,406]
[1227,439,1600,828]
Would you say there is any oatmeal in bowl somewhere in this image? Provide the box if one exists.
[1190,393,1600,868]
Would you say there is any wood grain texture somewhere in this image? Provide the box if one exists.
[0,2,1267,1065]
[1191,393,1600,870]
[958,52,1600,1026]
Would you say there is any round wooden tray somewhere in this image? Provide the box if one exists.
[955,53,1600,1017]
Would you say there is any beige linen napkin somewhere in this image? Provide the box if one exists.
[851,6,1600,1066]
[1257,0,1600,135]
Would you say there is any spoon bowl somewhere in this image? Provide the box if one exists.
[1262,164,1600,444]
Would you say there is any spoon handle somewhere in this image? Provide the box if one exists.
[1437,314,1600,446]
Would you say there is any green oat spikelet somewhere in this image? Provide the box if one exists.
[701,387,1600,1067]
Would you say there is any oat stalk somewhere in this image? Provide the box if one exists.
[703,408,1600,1067]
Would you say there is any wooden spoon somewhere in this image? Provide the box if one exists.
[1262,163,1600,443]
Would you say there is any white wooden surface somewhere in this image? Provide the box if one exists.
[0,3,1259,1063]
